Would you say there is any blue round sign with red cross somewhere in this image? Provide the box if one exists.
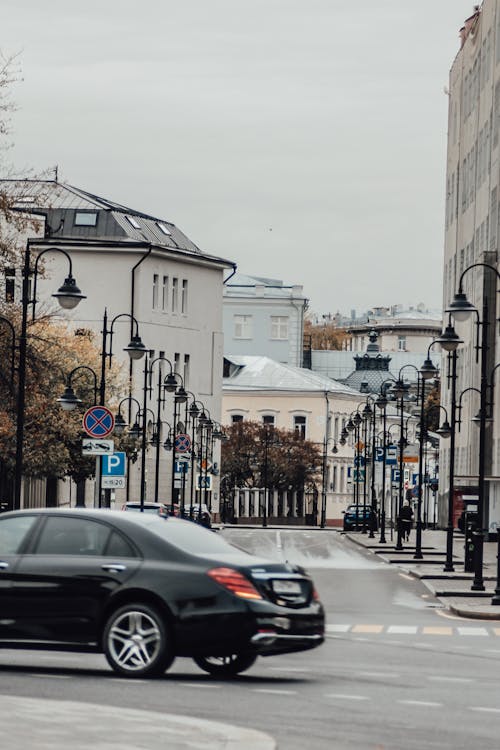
[175,433,191,453]
[82,406,115,438]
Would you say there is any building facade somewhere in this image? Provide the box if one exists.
[222,355,410,526]
[443,2,500,533]
[2,180,234,513]
[223,273,307,367]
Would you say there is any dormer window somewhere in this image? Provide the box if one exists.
[74,211,98,226]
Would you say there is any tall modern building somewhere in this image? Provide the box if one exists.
[443,3,500,533]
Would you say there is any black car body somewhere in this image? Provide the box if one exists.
[0,509,324,677]
[342,504,377,531]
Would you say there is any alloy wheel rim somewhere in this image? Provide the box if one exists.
[108,610,162,671]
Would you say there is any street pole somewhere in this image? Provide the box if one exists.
[395,391,405,551]
[369,402,377,539]
[140,352,149,511]
[472,296,489,591]
[362,414,368,534]
[414,376,426,560]
[444,350,458,572]
[13,245,31,511]
[380,403,387,544]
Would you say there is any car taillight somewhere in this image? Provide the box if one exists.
[207,567,263,600]
[312,586,320,601]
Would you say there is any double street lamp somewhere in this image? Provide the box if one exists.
[446,262,500,593]
[15,243,86,510]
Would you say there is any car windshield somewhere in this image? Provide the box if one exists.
[130,515,242,556]
[125,505,162,514]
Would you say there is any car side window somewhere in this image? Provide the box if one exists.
[34,517,110,556]
[0,515,37,555]
[105,531,137,558]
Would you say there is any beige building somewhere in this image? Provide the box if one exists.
[222,355,406,526]
[443,3,500,533]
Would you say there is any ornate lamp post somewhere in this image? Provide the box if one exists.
[446,262,500,591]
[15,244,86,510]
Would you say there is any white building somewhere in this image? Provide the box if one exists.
[2,179,235,512]
[223,273,307,367]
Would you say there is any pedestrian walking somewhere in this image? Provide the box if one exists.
[399,499,413,541]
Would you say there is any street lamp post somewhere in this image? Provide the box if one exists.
[15,243,86,510]
[446,262,500,591]
[375,391,388,544]
[433,320,464,572]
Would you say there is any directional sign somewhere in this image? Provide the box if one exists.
[83,406,115,438]
[102,452,126,477]
[82,439,114,455]
[353,455,365,467]
[174,433,191,453]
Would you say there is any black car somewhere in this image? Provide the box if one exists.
[342,504,378,531]
[0,509,324,678]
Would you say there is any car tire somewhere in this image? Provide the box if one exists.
[103,603,174,678]
[193,653,257,677]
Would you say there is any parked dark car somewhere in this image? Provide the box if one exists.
[180,503,212,528]
[0,509,324,678]
[342,504,378,531]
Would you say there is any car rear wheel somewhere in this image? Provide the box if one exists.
[193,653,257,677]
[103,603,174,677]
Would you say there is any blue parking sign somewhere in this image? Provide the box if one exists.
[102,452,126,477]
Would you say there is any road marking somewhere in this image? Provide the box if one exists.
[387,626,418,634]
[325,694,369,701]
[422,626,453,636]
[470,707,500,714]
[180,683,222,689]
[253,689,297,695]
[457,627,489,636]
[326,624,351,633]
[352,624,384,634]
[276,531,282,550]
[397,700,442,707]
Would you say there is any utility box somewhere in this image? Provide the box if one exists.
[464,513,478,572]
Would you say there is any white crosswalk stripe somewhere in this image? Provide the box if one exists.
[325,624,500,637]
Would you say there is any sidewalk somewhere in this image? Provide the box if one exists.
[0,695,276,750]
[345,527,500,620]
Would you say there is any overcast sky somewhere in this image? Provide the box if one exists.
[2,0,475,316]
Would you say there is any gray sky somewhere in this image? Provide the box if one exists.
[2,0,474,316]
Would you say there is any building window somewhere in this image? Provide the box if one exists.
[332,465,337,492]
[174,352,180,374]
[398,336,406,352]
[181,279,188,313]
[294,415,306,439]
[183,354,190,389]
[271,315,289,340]
[153,274,159,309]
[234,314,253,339]
[162,276,168,311]
[262,415,275,426]
[4,268,15,303]
[74,211,98,227]
[231,415,244,424]
[172,278,178,313]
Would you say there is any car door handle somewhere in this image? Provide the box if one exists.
[101,563,127,573]
[0,561,9,570]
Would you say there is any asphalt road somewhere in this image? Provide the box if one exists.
[1,529,500,749]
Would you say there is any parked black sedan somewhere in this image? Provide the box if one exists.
[0,509,324,678]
